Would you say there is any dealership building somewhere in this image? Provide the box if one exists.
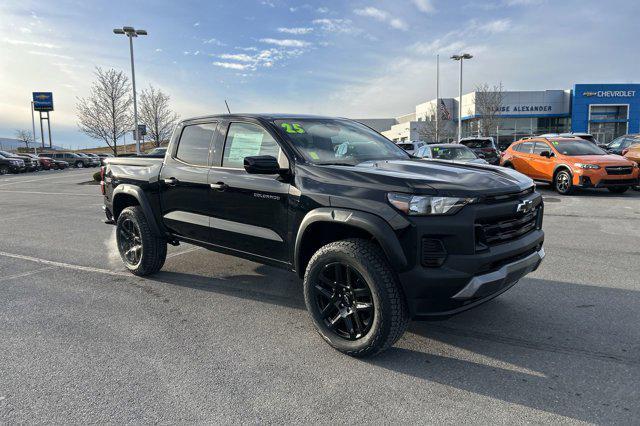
[380,83,640,146]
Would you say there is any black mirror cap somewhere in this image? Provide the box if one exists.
[540,150,551,158]
[244,155,281,174]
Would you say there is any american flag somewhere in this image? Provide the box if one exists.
[440,99,451,120]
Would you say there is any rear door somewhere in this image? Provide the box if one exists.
[207,120,291,264]
[510,141,535,176]
[159,121,219,243]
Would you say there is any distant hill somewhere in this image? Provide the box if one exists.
[0,137,63,151]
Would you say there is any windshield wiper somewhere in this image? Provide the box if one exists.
[315,162,356,166]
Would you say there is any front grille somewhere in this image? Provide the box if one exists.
[483,186,535,204]
[605,166,633,175]
[600,178,637,186]
[476,207,540,246]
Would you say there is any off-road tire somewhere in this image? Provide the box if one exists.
[303,238,409,357]
[608,186,629,194]
[116,206,167,276]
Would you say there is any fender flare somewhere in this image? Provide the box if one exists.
[294,207,408,275]
[552,164,573,179]
[112,184,162,237]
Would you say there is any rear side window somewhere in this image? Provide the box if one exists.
[222,122,280,168]
[175,123,217,166]
[461,139,492,149]
[517,142,534,153]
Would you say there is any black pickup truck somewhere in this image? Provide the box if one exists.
[102,114,544,357]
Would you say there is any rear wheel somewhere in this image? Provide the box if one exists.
[76,161,84,168]
[554,170,573,195]
[116,206,167,276]
[608,186,629,194]
[0,165,8,175]
[303,238,409,357]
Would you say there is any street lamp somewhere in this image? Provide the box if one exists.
[113,26,147,155]
[451,53,473,142]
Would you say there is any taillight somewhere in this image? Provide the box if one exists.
[100,166,105,195]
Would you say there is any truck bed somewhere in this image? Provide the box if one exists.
[104,156,164,184]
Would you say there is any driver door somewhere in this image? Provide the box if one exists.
[530,141,554,181]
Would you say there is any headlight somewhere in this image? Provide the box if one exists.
[575,163,600,170]
[387,193,475,215]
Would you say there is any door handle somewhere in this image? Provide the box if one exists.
[164,177,179,186]
[210,182,227,190]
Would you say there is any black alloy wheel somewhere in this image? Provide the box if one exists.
[117,217,143,267]
[312,262,374,340]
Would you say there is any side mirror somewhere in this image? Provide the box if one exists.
[478,153,486,159]
[540,150,552,158]
[244,155,282,174]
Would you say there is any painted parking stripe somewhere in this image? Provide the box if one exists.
[0,266,56,282]
[0,189,100,197]
[0,251,131,277]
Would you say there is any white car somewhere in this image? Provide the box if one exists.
[396,141,426,155]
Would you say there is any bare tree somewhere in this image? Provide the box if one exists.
[15,129,34,150]
[76,67,132,155]
[139,85,180,147]
[473,82,504,137]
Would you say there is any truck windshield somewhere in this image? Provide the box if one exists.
[273,119,409,165]
[552,140,606,156]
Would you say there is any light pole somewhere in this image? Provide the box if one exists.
[113,26,147,155]
[450,53,472,142]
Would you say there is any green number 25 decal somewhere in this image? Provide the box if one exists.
[281,123,305,134]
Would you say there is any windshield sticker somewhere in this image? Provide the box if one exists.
[308,151,320,160]
[552,141,559,145]
[227,132,263,162]
[281,123,305,134]
[432,147,440,151]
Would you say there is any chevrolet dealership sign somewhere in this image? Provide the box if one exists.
[582,90,636,98]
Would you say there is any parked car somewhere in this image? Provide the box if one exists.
[603,134,640,155]
[95,153,115,166]
[501,137,639,194]
[0,152,26,174]
[558,132,603,146]
[414,143,488,164]
[76,153,100,167]
[102,114,545,357]
[51,159,69,170]
[42,152,93,168]
[145,147,167,157]
[396,141,425,155]
[458,137,501,165]
[15,153,42,171]
[0,150,34,172]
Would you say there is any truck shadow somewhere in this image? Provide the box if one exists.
[151,266,639,423]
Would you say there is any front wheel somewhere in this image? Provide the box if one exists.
[116,206,167,276]
[76,161,84,168]
[608,186,629,194]
[303,238,409,357]
[555,170,573,195]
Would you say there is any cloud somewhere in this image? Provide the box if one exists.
[155,48,163,52]
[313,18,353,33]
[19,27,32,34]
[212,61,250,70]
[27,51,73,59]
[260,0,275,7]
[193,21,200,27]
[412,0,435,13]
[218,53,254,62]
[354,7,387,21]
[316,6,329,13]
[277,27,313,35]
[3,38,59,49]
[505,0,544,5]
[259,38,311,47]
[353,7,408,31]
[480,19,511,33]
[203,38,224,45]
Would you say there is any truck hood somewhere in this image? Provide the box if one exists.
[300,159,533,197]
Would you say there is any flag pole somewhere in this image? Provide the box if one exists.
[435,54,439,143]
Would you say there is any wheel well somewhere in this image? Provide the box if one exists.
[296,222,379,278]
[553,165,572,181]
[112,194,140,221]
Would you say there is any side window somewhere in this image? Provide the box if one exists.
[608,137,624,148]
[222,122,281,168]
[175,123,217,166]
[519,142,534,153]
[533,141,551,154]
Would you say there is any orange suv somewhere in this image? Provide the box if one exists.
[501,137,639,194]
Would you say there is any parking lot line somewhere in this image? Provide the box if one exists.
[0,189,101,197]
[0,266,56,283]
[0,251,131,277]
[0,172,96,187]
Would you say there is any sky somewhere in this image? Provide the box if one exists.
[0,0,639,149]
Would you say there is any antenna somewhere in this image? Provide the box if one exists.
[224,100,231,114]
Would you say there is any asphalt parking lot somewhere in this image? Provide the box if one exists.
[0,168,639,423]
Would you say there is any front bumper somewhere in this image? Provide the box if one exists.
[574,168,639,188]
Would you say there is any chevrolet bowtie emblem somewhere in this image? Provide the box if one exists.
[516,199,534,214]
